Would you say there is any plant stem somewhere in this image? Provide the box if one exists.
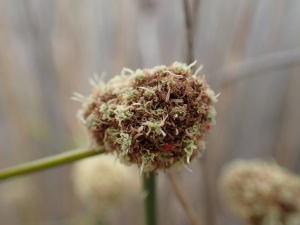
[183,0,194,64]
[0,148,105,181]
[168,171,200,225]
[143,172,158,225]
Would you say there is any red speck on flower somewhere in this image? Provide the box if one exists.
[206,125,211,130]
[165,144,173,151]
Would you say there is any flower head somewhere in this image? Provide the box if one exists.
[219,159,300,225]
[0,178,35,207]
[72,154,139,215]
[74,61,219,172]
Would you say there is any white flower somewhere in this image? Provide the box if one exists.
[73,154,140,215]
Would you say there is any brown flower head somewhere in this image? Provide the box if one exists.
[219,159,300,225]
[73,61,218,173]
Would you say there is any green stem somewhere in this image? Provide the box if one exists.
[0,148,105,181]
[143,172,158,225]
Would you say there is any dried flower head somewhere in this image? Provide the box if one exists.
[73,154,139,215]
[219,159,300,225]
[73,61,218,172]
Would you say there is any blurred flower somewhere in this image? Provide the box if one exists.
[0,178,36,224]
[72,154,139,216]
[219,159,300,225]
[73,61,219,173]
[0,178,35,207]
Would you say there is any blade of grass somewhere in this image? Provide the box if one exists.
[0,148,105,181]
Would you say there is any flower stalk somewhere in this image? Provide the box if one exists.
[168,171,200,225]
[183,0,194,64]
[0,148,105,181]
[143,172,158,225]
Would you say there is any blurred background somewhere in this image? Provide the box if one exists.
[0,0,300,224]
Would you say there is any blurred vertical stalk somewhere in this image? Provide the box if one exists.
[143,172,157,225]
[183,0,194,64]
[182,1,215,225]
[168,172,200,225]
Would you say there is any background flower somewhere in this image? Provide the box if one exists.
[219,159,300,225]
[72,154,140,217]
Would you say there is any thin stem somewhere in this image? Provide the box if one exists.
[143,172,158,225]
[193,0,201,24]
[200,160,215,225]
[0,148,105,181]
[183,0,194,64]
[167,171,200,225]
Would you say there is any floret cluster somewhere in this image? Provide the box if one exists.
[73,154,139,215]
[73,62,218,172]
[220,159,300,225]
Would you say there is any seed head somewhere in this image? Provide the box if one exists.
[72,154,139,215]
[219,159,300,225]
[0,178,35,207]
[74,62,219,172]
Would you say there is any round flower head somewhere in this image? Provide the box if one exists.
[219,159,300,225]
[0,178,35,207]
[73,61,219,172]
[72,154,139,215]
